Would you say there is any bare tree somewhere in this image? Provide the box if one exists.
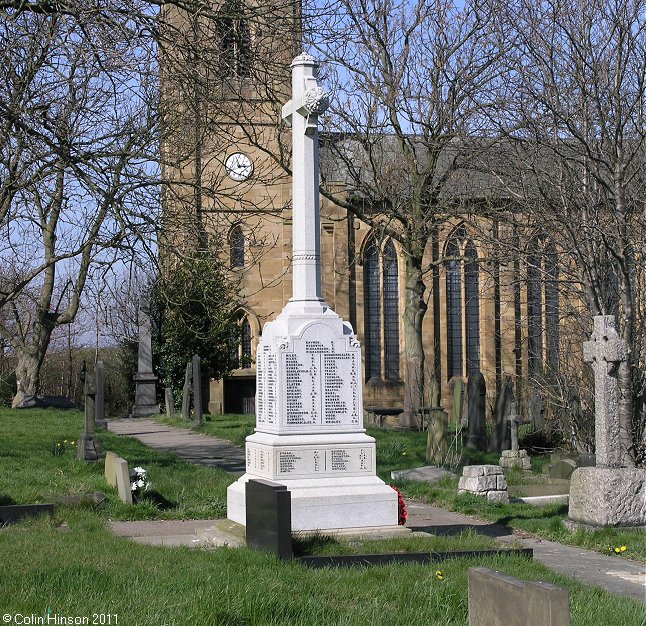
[0,3,159,404]
[309,0,505,424]
[489,0,646,463]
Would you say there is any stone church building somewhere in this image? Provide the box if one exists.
[161,1,564,427]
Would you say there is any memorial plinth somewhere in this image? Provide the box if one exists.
[227,54,397,531]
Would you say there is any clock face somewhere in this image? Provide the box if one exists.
[225,152,254,181]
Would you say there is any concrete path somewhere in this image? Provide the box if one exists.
[108,418,246,473]
[107,418,646,603]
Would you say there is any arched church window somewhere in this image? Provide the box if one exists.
[464,240,480,375]
[445,228,480,378]
[230,313,253,369]
[383,240,400,379]
[241,317,252,369]
[229,225,244,268]
[217,0,252,78]
[364,239,382,380]
[527,238,560,374]
[363,237,400,382]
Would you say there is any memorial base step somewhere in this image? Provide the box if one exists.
[227,475,398,531]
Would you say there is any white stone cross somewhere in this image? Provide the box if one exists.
[582,315,628,468]
[281,53,330,303]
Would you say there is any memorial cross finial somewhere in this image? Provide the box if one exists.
[582,315,628,468]
[281,54,330,303]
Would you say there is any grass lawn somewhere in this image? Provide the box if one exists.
[0,408,643,625]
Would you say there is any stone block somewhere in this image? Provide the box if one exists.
[104,452,119,487]
[496,475,508,490]
[458,476,498,492]
[568,467,646,527]
[468,567,569,626]
[245,479,292,560]
[114,458,133,505]
[462,464,502,478]
[481,464,503,475]
[462,465,486,478]
[486,490,509,503]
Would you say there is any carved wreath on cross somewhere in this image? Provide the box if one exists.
[303,86,329,115]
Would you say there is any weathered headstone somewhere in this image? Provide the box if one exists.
[499,399,532,470]
[568,315,646,527]
[426,408,448,466]
[181,361,192,421]
[129,298,159,418]
[164,388,175,417]
[448,376,465,426]
[466,371,487,450]
[468,567,570,626]
[488,375,513,453]
[104,451,119,487]
[114,457,133,504]
[77,364,103,462]
[192,354,203,426]
[94,360,107,430]
[227,54,397,531]
[245,479,293,560]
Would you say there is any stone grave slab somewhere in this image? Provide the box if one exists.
[468,567,569,626]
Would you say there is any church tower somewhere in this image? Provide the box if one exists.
[160,0,303,413]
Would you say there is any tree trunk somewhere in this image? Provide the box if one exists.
[12,350,42,407]
[399,253,427,429]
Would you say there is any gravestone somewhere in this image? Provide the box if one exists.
[499,399,532,470]
[466,371,487,450]
[129,298,159,418]
[245,479,293,560]
[425,375,448,464]
[164,388,175,417]
[488,375,512,453]
[94,361,107,430]
[448,377,465,425]
[569,315,646,527]
[227,54,397,531]
[181,361,192,421]
[468,567,570,626]
[104,451,119,487]
[114,457,133,504]
[192,354,203,426]
[77,364,103,462]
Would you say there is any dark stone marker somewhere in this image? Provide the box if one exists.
[0,504,54,525]
[466,371,487,451]
[192,354,203,426]
[77,364,103,462]
[468,567,569,626]
[181,361,192,421]
[488,376,513,453]
[245,479,292,560]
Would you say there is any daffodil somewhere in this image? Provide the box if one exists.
[620,546,627,552]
